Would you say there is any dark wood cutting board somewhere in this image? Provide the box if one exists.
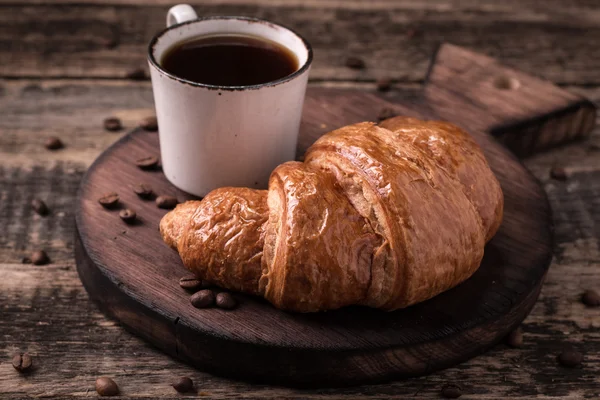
[74,44,596,387]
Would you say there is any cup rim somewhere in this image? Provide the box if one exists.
[148,15,313,91]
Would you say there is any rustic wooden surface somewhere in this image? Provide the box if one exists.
[1,0,599,398]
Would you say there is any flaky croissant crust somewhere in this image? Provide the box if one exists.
[161,117,503,312]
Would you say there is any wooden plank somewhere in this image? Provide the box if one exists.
[2,0,600,9]
[0,3,599,84]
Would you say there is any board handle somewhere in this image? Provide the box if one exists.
[424,43,597,157]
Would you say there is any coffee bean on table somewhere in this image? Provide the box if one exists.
[156,195,178,209]
[179,276,204,291]
[135,155,159,170]
[550,166,568,181]
[95,377,119,396]
[133,183,153,199]
[581,289,600,307]
[31,198,49,216]
[216,292,237,310]
[119,209,137,224]
[140,116,158,132]
[12,353,33,373]
[557,349,583,368]
[441,383,462,398]
[505,326,523,348]
[376,78,392,92]
[44,136,63,150]
[103,117,123,132]
[190,290,215,308]
[98,192,120,208]
[172,376,194,393]
[31,250,50,265]
[378,107,398,122]
[345,56,365,70]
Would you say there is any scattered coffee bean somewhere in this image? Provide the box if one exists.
[441,383,462,398]
[190,289,215,308]
[172,376,194,393]
[140,116,158,131]
[345,56,365,70]
[22,257,32,264]
[550,166,568,181]
[505,326,523,348]
[135,155,159,170]
[376,78,392,92]
[98,192,120,208]
[133,183,153,199]
[31,198,49,216]
[156,195,178,209]
[378,107,398,122]
[12,353,33,373]
[44,136,63,150]
[31,250,50,265]
[179,276,204,291]
[95,377,119,396]
[103,117,123,132]
[581,289,600,307]
[125,67,147,80]
[557,349,583,368]
[216,292,237,310]
[119,209,137,224]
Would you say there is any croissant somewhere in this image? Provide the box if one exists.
[160,117,503,312]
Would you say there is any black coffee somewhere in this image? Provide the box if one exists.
[161,34,299,86]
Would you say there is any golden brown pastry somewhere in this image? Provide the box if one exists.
[161,117,503,312]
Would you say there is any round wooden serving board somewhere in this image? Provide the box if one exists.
[75,90,554,387]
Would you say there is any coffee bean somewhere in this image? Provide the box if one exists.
[376,78,392,92]
[345,56,366,70]
[133,183,153,199]
[441,383,462,398]
[215,292,237,310]
[550,166,568,181]
[557,349,583,368]
[156,195,178,209]
[179,276,204,291]
[190,289,215,308]
[378,107,398,122]
[119,209,137,223]
[140,116,158,132]
[172,376,194,393]
[22,257,32,264]
[98,192,120,208]
[31,250,50,265]
[31,198,49,216]
[135,155,159,170]
[505,326,523,348]
[95,377,119,396]
[581,289,600,307]
[588,143,600,152]
[103,117,123,132]
[125,67,147,81]
[44,136,63,150]
[12,353,33,373]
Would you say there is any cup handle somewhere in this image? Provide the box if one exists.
[167,4,198,27]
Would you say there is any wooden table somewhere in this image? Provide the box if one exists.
[1,1,598,398]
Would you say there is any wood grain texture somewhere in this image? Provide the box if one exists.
[1,2,600,84]
[0,81,599,397]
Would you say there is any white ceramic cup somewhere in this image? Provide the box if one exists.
[148,4,313,197]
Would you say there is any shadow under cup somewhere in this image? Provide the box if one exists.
[147,17,313,198]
